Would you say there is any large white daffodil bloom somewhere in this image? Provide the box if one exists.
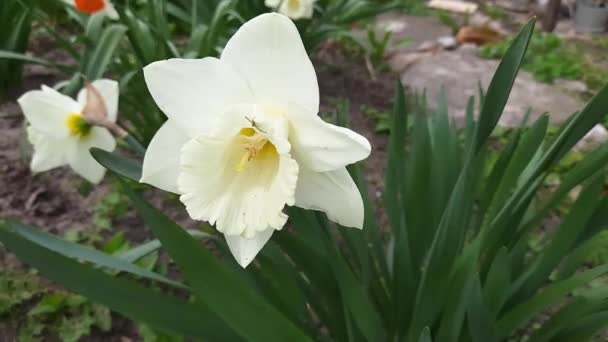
[63,0,118,20]
[17,80,118,184]
[141,13,371,268]
[265,0,316,20]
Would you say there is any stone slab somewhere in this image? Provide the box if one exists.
[397,48,582,127]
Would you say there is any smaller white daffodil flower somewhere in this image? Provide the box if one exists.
[17,80,119,184]
[265,0,316,20]
[63,0,118,19]
[141,13,371,268]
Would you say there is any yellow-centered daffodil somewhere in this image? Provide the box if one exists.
[18,80,118,184]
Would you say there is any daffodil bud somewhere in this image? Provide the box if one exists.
[82,82,126,138]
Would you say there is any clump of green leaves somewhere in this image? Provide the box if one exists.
[480,30,582,83]
[93,184,130,231]
[0,271,111,342]
[361,104,392,133]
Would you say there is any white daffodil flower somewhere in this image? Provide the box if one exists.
[63,0,118,19]
[265,0,316,20]
[141,13,371,268]
[17,80,118,184]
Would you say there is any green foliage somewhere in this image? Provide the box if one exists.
[479,30,582,83]
[92,183,130,231]
[361,104,392,133]
[0,0,33,100]
[3,16,608,342]
[0,270,111,341]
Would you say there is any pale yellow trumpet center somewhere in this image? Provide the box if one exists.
[235,127,277,172]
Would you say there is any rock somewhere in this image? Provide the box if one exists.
[574,124,608,152]
[496,0,530,12]
[417,40,439,52]
[389,51,434,72]
[459,43,479,54]
[374,13,453,53]
[395,50,581,127]
[437,36,459,50]
[378,20,407,33]
[555,79,588,94]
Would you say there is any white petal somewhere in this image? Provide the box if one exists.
[289,106,371,172]
[178,123,297,238]
[103,1,119,19]
[140,120,189,193]
[295,167,364,229]
[27,126,69,173]
[67,127,116,184]
[221,13,319,114]
[77,79,119,122]
[143,57,253,137]
[225,229,274,268]
[18,86,80,139]
[264,0,280,7]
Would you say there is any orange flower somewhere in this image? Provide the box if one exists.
[64,0,118,19]
[75,0,105,13]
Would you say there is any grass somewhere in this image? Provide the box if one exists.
[479,30,608,94]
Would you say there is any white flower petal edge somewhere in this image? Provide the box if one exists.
[221,13,319,114]
[143,57,253,137]
[265,0,317,20]
[102,0,119,19]
[140,119,189,194]
[77,79,119,122]
[288,104,371,172]
[225,229,274,268]
[18,86,79,139]
[67,127,116,184]
[295,167,365,229]
[27,126,70,173]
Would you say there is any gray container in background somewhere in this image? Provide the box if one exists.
[575,0,608,33]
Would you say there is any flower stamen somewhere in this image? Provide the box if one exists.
[235,128,273,172]
[66,113,93,138]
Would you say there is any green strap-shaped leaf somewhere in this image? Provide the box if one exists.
[466,274,498,342]
[3,219,185,289]
[475,19,535,151]
[121,181,312,342]
[117,230,212,263]
[418,327,432,342]
[497,264,608,336]
[83,24,128,79]
[90,148,142,182]
[0,222,239,340]
[529,297,608,342]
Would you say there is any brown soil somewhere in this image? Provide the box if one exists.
[0,42,396,340]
